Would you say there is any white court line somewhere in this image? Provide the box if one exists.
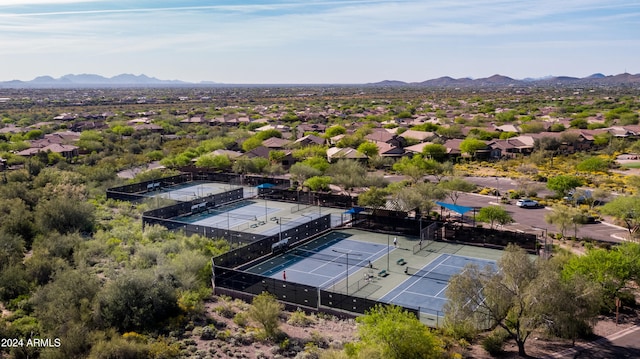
[315,244,391,288]
[285,267,333,280]
[397,255,450,300]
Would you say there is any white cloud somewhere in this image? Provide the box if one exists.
[0,0,638,82]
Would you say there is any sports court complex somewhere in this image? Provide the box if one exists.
[108,175,507,326]
[236,228,501,326]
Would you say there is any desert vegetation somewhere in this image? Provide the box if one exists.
[0,84,639,357]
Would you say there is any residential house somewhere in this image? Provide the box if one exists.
[404,142,434,154]
[0,125,27,134]
[246,146,294,168]
[17,143,79,160]
[326,147,368,162]
[607,126,640,139]
[180,115,207,125]
[487,136,535,159]
[297,124,327,138]
[494,124,520,133]
[374,142,405,158]
[294,134,325,147]
[398,130,437,143]
[211,149,243,160]
[133,123,164,133]
[442,139,463,158]
[262,137,292,150]
[365,130,406,148]
[53,113,77,121]
[255,124,293,139]
[329,134,346,146]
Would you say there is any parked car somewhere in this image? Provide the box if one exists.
[516,199,539,208]
[564,189,592,204]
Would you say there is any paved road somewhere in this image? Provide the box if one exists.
[545,325,640,358]
[449,192,628,244]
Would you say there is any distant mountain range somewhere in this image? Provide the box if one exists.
[0,74,196,88]
[1,72,639,88]
[370,73,640,88]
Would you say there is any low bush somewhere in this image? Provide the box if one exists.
[481,329,509,356]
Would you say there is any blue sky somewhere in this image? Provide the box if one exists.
[0,0,639,84]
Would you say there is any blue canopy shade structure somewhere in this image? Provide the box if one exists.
[344,207,365,214]
[435,201,474,215]
[256,183,275,189]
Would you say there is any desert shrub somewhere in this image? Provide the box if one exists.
[481,329,509,356]
[199,325,216,340]
[215,304,236,319]
[233,312,249,327]
[287,308,314,327]
[443,319,477,342]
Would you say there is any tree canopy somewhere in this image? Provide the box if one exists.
[476,205,513,229]
[546,175,583,197]
[444,244,601,357]
[346,305,443,359]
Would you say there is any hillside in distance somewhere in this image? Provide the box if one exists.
[1,72,639,88]
[375,73,640,88]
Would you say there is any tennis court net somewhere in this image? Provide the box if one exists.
[405,267,453,282]
[287,248,371,267]
[207,209,257,221]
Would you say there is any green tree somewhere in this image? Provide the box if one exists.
[438,177,476,204]
[545,205,577,238]
[268,150,286,164]
[459,138,487,157]
[241,136,263,152]
[325,125,347,138]
[34,196,96,235]
[111,124,134,143]
[392,155,428,183]
[357,141,379,158]
[32,269,100,333]
[255,129,283,140]
[346,305,443,359]
[436,125,463,139]
[0,231,24,270]
[600,196,640,238]
[546,175,583,197]
[96,271,179,332]
[301,156,330,172]
[358,187,389,209]
[562,242,640,308]
[289,163,322,187]
[194,154,232,170]
[304,176,332,191]
[327,160,367,199]
[421,143,447,162]
[389,183,445,215]
[476,205,513,229]
[445,244,599,357]
[249,292,283,339]
[576,157,610,173]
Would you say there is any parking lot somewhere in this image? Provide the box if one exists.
[451,192,628,243]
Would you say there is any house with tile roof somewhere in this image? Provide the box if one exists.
[326,147,368,162]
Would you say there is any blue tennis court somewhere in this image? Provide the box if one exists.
[182,200,277,229]
[379,254,495,314]
[246,232,394,289]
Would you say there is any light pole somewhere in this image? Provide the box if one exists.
[278,217,291,242]
[332,249,361,296]
[265,198,268,222]
[387,235,390,271]
[495,176,500,203]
